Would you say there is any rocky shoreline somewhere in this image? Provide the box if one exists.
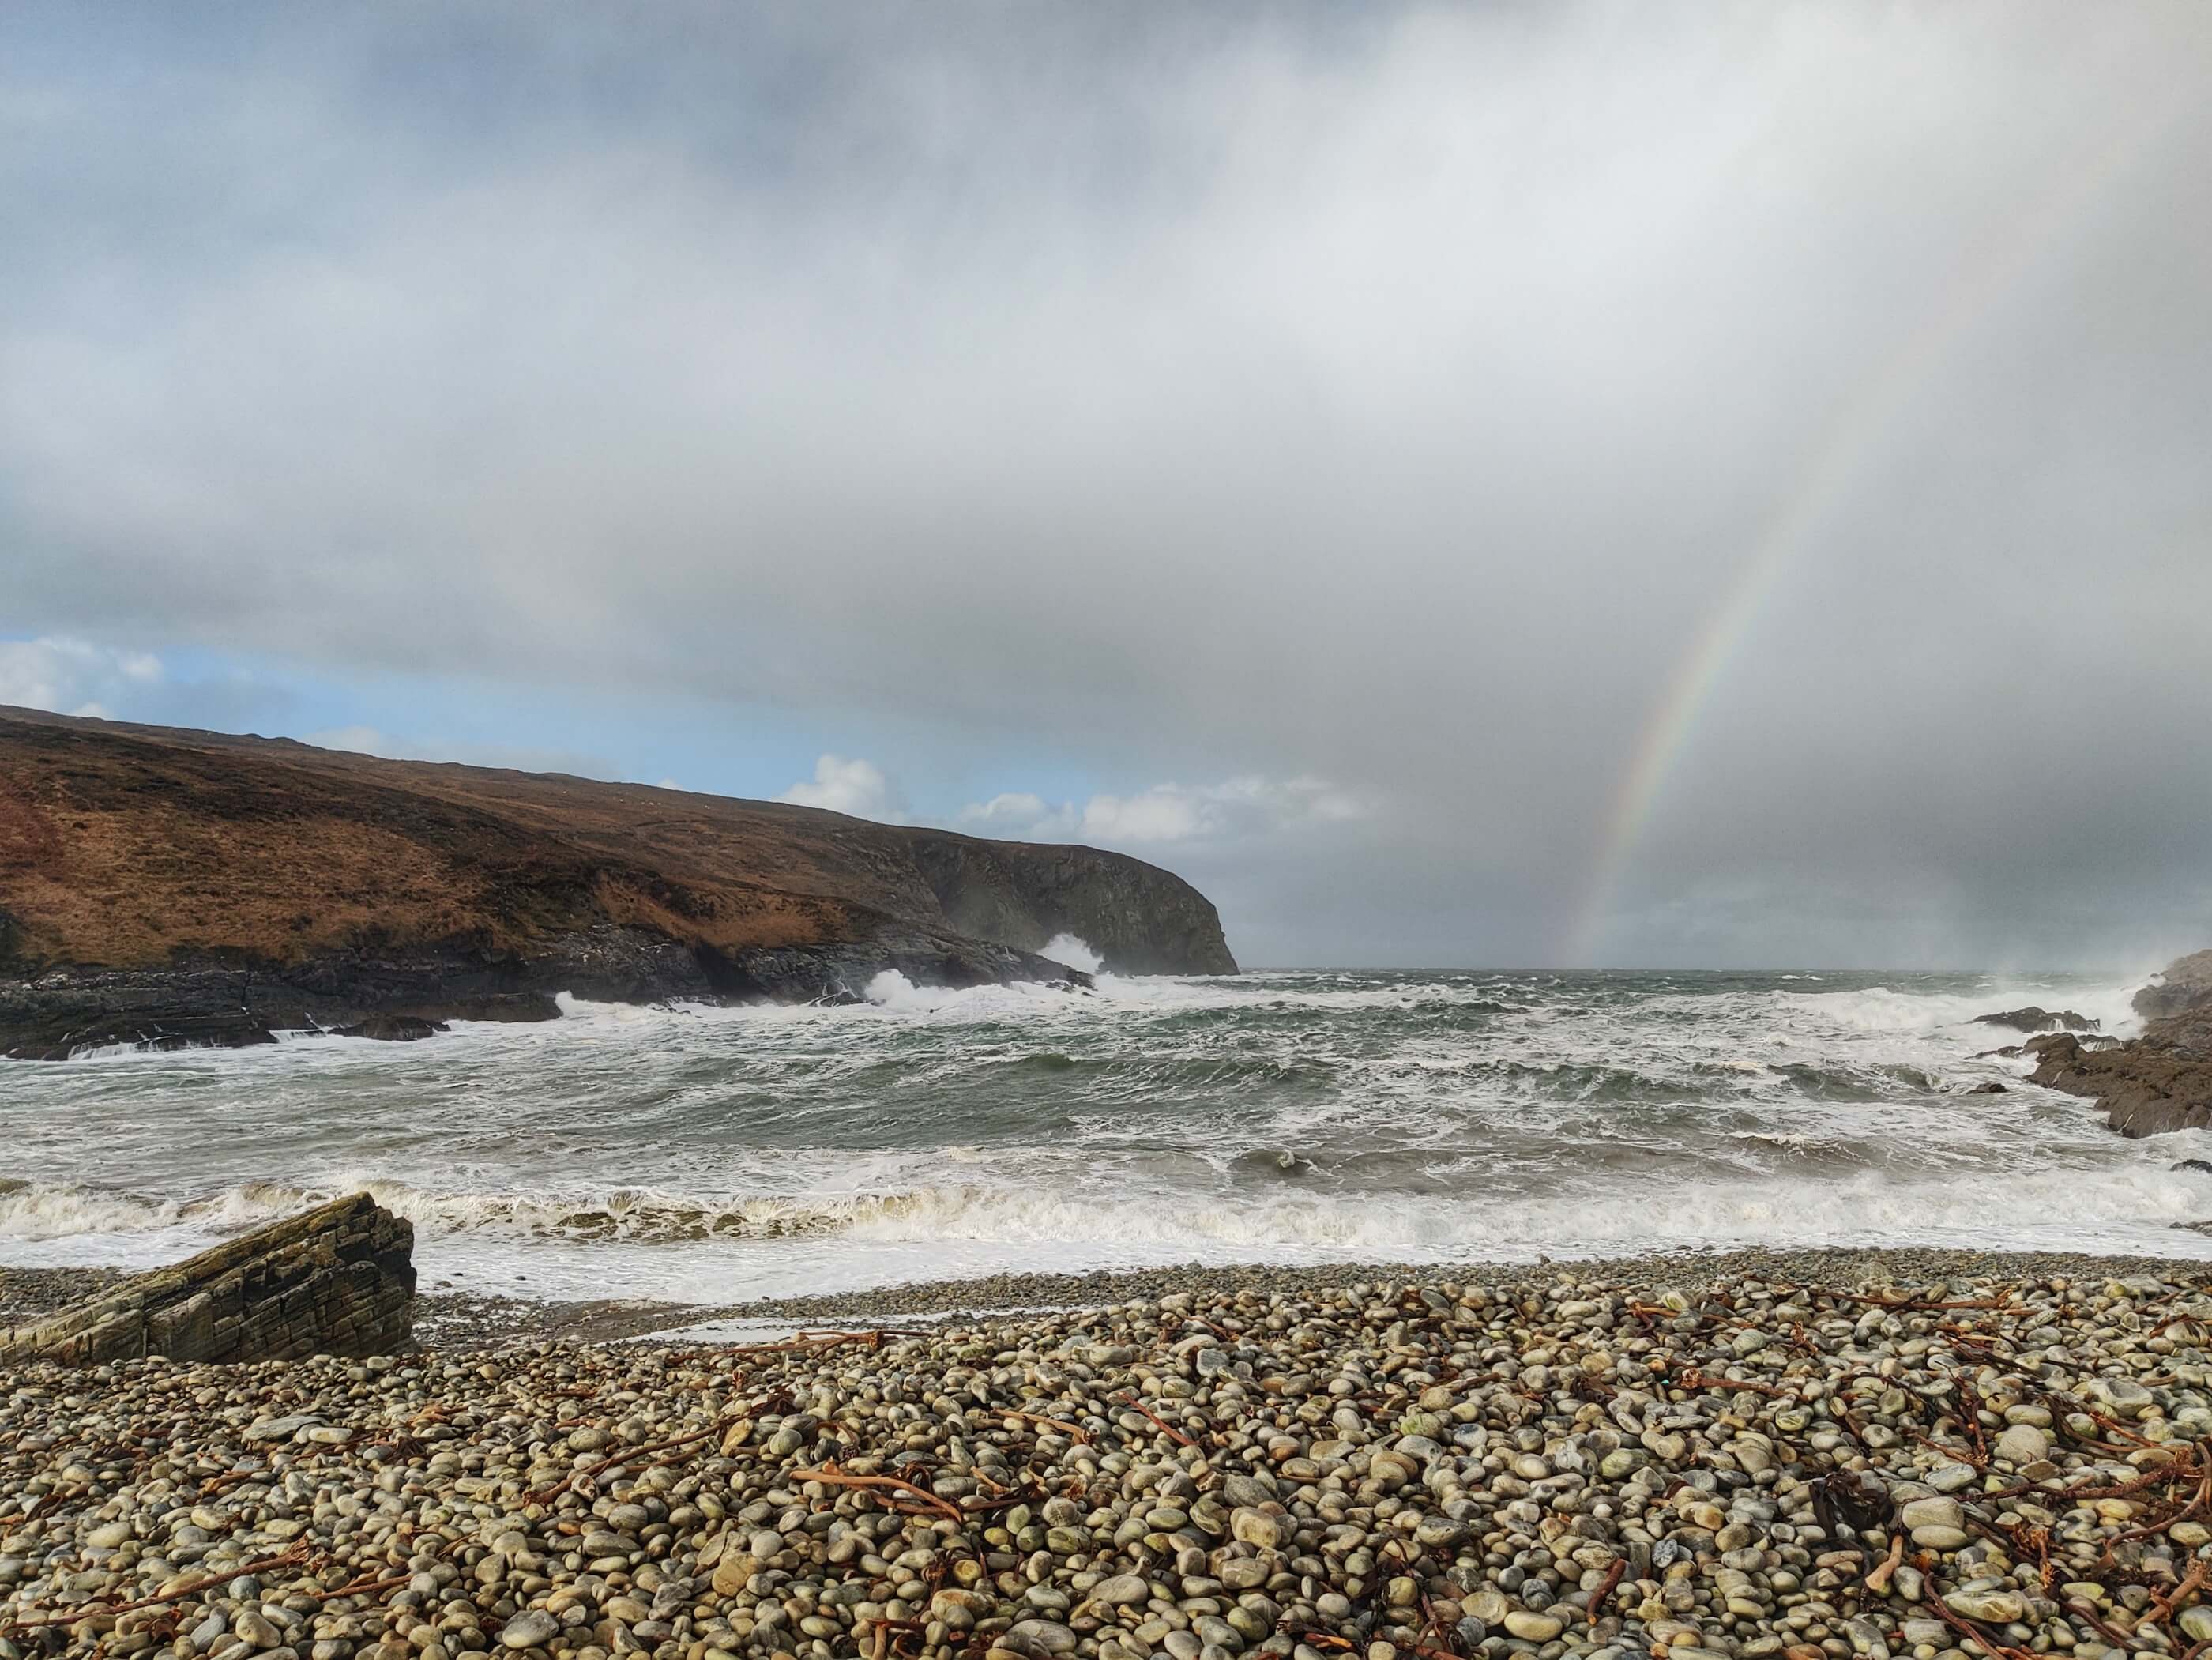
[9,1250,2212,1660]
[2026,952,2212,1139]
[0,931,1094,1063]
[24,1247,2212,1352]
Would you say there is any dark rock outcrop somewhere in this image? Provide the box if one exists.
[2029,1023,2212,1138]
[2027,953,2212,1138]
[333,1013,448,1042]
[1972,1006,2097,1033]
[0,930,1093,1058]
[0,950,562,1060]
[0,1193,414,1365]
[0,708,1236,1058]
[2135,950,2212,1021]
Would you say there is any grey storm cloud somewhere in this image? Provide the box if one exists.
[2,0,2209,968]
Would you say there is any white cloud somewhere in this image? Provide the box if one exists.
[961,775,1367,847]
[302,725,613,777]
[0,636,161,719]
[959,792,1081,839]
[1080,788,1209,845]
[775,754,905,822]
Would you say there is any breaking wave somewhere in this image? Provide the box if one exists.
[1040,933,1104,974]
[1778,979,2145,1037]
[6,966,2198,1300]
[5,1156,2207,1264]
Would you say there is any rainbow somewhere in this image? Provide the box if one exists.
[1564,101,2184,966]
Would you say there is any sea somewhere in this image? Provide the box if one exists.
[4,963,2206,1306]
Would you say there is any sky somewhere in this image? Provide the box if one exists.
[3,1,2209,970]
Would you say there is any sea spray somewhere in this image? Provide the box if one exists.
[1040,932,1105,973]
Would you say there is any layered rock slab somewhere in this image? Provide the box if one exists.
[0,1193,414,1365]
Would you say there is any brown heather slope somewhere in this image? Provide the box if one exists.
[0,707,1235,1058]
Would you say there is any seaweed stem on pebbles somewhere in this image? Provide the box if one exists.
[787,1467,965,1525]
[1109,1397,1196,1450]
[525,1425,728,1508]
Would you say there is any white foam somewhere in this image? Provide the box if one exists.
[2,967,2189,1301]
[1781,977,2145,1037]
[864,969,921,1007]
[536,969,1537,1034]
[1041,932,1104,974]
[9,1100,2209,1298]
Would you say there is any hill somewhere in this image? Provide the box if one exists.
[0,708,1236,1058]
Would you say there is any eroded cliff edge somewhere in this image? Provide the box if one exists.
[0,708,1236,1059]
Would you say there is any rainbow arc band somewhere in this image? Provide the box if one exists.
[1565,96,2188,967]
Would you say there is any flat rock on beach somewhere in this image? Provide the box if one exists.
[10,1252,2212,1660]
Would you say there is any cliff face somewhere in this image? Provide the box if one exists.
[910,838,1238,976]
[0,708,1236,1058]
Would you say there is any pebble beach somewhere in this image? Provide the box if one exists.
[9,1248,2212,1660]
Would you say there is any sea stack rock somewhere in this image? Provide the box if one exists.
[0,1193,415,1365]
